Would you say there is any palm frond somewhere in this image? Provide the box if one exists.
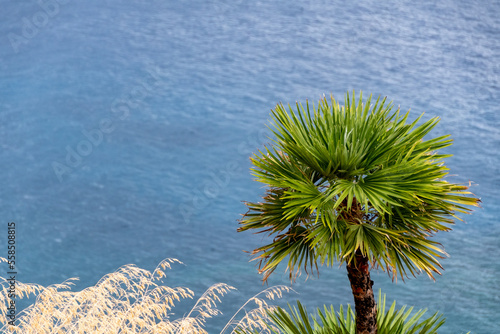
[236,291,445,334]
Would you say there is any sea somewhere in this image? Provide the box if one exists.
[0,1,499,333]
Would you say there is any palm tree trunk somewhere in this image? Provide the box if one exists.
[346,250,377,334]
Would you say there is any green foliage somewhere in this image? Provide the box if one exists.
[239,91,480,282]
[236,291,446,334]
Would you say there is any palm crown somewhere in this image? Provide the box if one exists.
[239,91,479,282]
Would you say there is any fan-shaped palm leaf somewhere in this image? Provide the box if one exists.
[236,291,446,334]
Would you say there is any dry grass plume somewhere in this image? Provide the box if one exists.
[0,257,290,333]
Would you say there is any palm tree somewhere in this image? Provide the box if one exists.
[238,91,479,334]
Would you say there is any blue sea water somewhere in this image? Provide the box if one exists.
[1,0,499,332]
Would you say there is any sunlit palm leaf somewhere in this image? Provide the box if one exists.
[236,292,445,334]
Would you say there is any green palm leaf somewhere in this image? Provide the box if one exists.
[235,291,445,334]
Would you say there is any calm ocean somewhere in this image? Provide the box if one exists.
[1,1,499,332]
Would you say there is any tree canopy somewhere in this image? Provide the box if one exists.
[239,91,480,282]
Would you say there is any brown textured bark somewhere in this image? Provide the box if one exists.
[346,250,377,334]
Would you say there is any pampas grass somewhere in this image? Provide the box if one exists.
[0,257,291,333]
